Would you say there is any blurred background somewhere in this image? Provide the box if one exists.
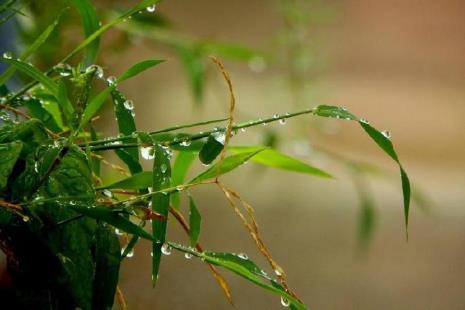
[2,0,465,309]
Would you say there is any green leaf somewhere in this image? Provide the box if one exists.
[0,58,58,95]
[57,80,75,125]
[188,194,201,246]
[72,0,100,66]
[92,224,121,310]
[0,141,22,191]
[117,59,164,83]
[229,146,332,178]
[78,86,113,131]
[68,203,153,241]
[0,11,62,85]
[151,144,171,286]
[171,151,196,208]
[98,171,152,190]
[199,133,224,165]
[177,47,204,103]
[23,98,62,132]
[169,243,307,310]
[313,105,411,232]
[191,148,265,183]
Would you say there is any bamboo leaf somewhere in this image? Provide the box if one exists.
[78,86,113,131]
[151,144,171,286]
[98,171,152,190]
[171,151,196,208]
[191,148,266,183]
[0,141,22,191]
[68,203,153,241]
[117,59,164,83]
[188,194,201,246]
[72,0,100,66]
[199,133,224,165]
[229,146,332,178]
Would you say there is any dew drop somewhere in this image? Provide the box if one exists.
[115,228,123,236]
[122,248,134,258]
[161,243,172,255]
[160,163,168,173]
[212,131,226,145]
[238,253,248,260]
[2,51,13,59]
[381,130,391,139]
[102,189,113,198]
[273,114,279,119]
[240,127,246,132]
[180,139,191,147]
[175,185,183,191]
[106,76,117,86]
[22,216,30,222]
[360,118,370,124]
[123,100,134,110]
[280,296,290,307]
[146,4,156,12]
[54,63,72,77]
[279,118,286,125]
[184,252,193,259]
[141,146,154,160]
[274,267,283,276]
[87,65,104,79]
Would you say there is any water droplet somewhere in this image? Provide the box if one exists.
[106,76,117,86]
[212,131,226,145]
[381,130,391,139]
[279,118,286,125]
[160,163,168,173]
[54,63,72,77]
[248,56,267,73]
[115,228,124,236]
[281,296,290,307]
[87,65,104,79]
[22,216,30,222]
[3,51,13,59]
[123,100,134,110]
[122,248,134,258]
[102,189,113,198]
[273,114,279,119]
[180,139,191,147]
[238,253,248,260]
[184,252,193,259]
[274,267,283,276]
[140,146,154,160]
[161,243,172,255]
[240,127,246,132]
[360,118,370,124]
[146,4,156,12]
[175,185,183,191]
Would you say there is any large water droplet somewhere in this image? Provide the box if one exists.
[2,51,13,59]
[161,243,172,255]
[54,63,72,77]
[106,76,117,86]
[141,146,154,160]
[123,99,134,110]
[146,4,156,12]
[86,65,105,79]
[102,189,113,198]
[381,130,391,139]
[280,296,290,307]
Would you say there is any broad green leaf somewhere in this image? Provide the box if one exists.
[1,58,58,95]
[230,146,332,178]
[169,243,307,310]
[68,203,153,241]
[98,171,152,190]
[72,0,100,66]
[78,86,114,131]
[188,194,201,246]
[191,148,266,183]
[0,141,22,191]
[171,151,196,208]
[92,224,121,310]
[313,105,411,231]
[117,59,164,83]
[151,144,171,286]
[199,133,224,165]
[0,11,61,85]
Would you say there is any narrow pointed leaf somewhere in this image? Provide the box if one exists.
[68,204,153,240]
[98,171,152,190]
[191,148,265,183]
[229,146,332,178]
[171,151,196,208]
[72,0,100,66]
[151,144,171,286]
[117,59,164,83]
[188,195,201,246]
[78,86,114,131]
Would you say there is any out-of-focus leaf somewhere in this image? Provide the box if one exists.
[191,148,265,183]
[177,47,204,103]
[92,224,121,310]
[199,133,224,165]
[98,171,152,190]
[202,41,260,61]
[313,105,411,232]
[68,203,153,241]
[151,144,171,286]
[169,243,307,310]
[0,141,22,191]
[188,194,201,246]
[229,146,332,178]
[171,151,196,208]
[72,0,100,66]
[117,59,164,83]
[0,11,61,85]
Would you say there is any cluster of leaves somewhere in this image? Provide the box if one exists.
[0,1,412,309]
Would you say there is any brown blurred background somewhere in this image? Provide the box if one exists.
[4,0,465,309]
